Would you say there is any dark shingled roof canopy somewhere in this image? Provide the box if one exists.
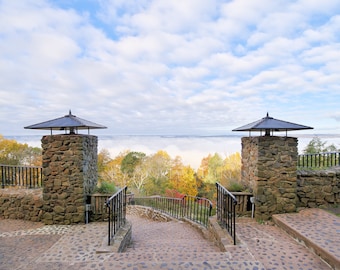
[24,110,107,135]
[232,113,313,136]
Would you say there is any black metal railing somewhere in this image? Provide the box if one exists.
[298,152,340,168]
[106,186,128,246]
[132,195,213,227]
[1,164,42,188]
[216,182,237,245]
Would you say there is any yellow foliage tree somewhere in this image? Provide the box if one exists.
[169,156,198,196]
[196,154,210,180]
[178,165,198,196]
[0,135,41,166]
[101,150,131,188]
[97,149,112,182]
[221,152,241,187]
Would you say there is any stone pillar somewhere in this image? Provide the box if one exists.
[241,136,298,220]
[41,134,98,225]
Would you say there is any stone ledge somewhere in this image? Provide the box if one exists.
[207,216,236,251]
[96,220,132,253]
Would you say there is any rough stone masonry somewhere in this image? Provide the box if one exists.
[41,134,98,225]
[241,136,298,220]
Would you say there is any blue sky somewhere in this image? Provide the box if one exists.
[1,0,340,136]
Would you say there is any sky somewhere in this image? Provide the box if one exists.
[1,0,340,137]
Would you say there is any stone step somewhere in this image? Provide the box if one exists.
[272,209,340,270]
[127,241,220,252]
[87,260,265,270]
[130,238,219,244]
[109,251,232,262]
[126,246,220,254]
[99,247,264,269]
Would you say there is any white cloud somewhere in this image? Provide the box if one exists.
[0,0,339,136]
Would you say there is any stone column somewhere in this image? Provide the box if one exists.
[41,134,98,225]
[241,136,298,220]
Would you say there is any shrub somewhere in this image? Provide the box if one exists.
[227,181,245,192]
[94,181,117,194]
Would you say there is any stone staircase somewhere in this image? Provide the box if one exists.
[1,208,337,270]
[97,212,336,270]
[103,214,265,269]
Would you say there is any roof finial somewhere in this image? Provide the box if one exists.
[266,112,269,117]
[69,109,72,116]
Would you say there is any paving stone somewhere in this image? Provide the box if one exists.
[272,208,340,270]
[0,210,335,270]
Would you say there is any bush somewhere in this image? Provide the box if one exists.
[94,181,117,194]
[227,181,245,192]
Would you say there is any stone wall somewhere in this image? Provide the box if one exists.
[297,168,340,208]
[0,189,43,222]
[241,137,259,191]
[241,136,298,220]
[41,134,98,225]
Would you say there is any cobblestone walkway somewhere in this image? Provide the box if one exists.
[0,210,335,270]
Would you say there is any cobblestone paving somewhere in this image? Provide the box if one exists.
[0,211,335,270]
[273,208,340,269]
[236,218,332,270]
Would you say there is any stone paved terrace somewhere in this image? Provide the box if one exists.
[0,209,338,270]
[273,208,340,270]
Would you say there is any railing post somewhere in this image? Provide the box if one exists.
[132,194,212,227]
[107,202,111,246]
[298,151,340,169]
[215,182,237,245]
[106,186,127,246]
[0,164,43,188]
[1,165,4,189]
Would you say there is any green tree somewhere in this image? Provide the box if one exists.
[303,137,339,153]
[143,150,171,195]
[121,151,148,194]
[205,153,223,183]
[121,151,146,176]
[99,150,130,187]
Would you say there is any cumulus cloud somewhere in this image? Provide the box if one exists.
[0,0,340,135]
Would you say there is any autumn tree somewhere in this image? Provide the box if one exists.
[196,152,242,199]
[97,149,112,183]
[177,165,197,196]
[196,154,210,180]
[169,156,198,197]
[121,151,148,194]
[143,150,171,195]
[169,156,183,192]
[99,150,130,187]
[95,147,242,200]
[205,153,223,183]
[221,152,241,187]
[0,135,41,166]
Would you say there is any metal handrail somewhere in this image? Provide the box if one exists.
[182,195,213,226]
[298,151,340,168]
[216,182,237,245]
[132,195,213,227]
[1,164,42,188]
[106,186,127,246]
